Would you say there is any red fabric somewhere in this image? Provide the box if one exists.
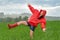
[41,23,46,29]
[28,4,46,27]
[40,22,46,29]
[8,23,18,29]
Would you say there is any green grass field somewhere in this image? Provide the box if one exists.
[0,21,60,40]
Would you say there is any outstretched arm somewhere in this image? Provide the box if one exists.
[28,4,36,14]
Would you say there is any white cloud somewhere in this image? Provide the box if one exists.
[0,3,28,14]
[45,6,60,17]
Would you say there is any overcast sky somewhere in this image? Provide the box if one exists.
[0,0,60,17]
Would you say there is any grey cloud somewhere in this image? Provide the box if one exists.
[47,6,60,17]
[0,0,60,7]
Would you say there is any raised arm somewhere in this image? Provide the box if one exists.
[28,4,36,14]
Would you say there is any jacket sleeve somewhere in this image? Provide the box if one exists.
[28,4,36,14]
